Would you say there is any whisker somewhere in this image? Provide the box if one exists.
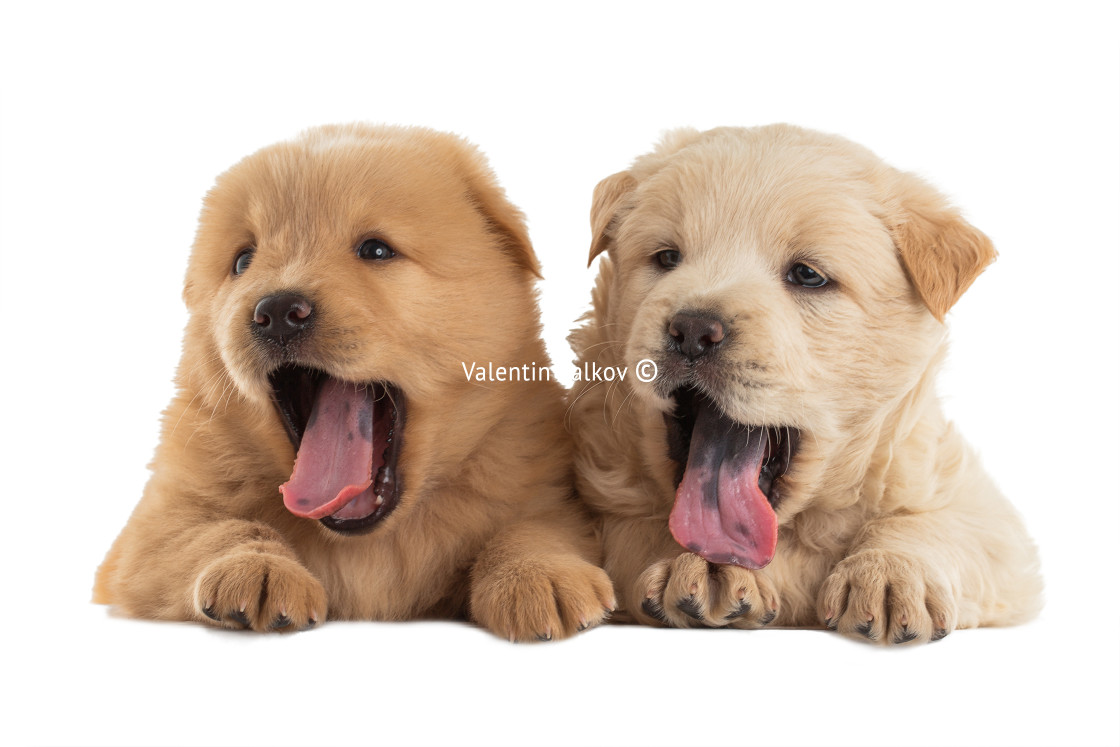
[185,376,233,449]
[611,387,639,431]
[600,377,620,430]
[169,359,227,438]
[576,339,624,355]
[564,379,606,431]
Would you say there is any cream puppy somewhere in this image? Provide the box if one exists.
[569,124,1042,644]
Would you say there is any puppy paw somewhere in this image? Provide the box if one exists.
[817,549,957,644]
[471,557,616,642]
[636,552,779,629]
[193,552,327,632]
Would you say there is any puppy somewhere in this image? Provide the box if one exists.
[94,124,614,640]
[569,124,1042,644]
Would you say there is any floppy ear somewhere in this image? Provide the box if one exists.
[465,171,541,279]
[891,178,997,322]
[441,132,541,279]
[588,171,637,267]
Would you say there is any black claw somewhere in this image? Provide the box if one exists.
[893,626,919,644]
[269,614,293,630]
[855,620,877,640]
[931,627,950,642]
[724,599,752,620]
[825,617,838,631]
[228,609,251,628]
[304,618,318,629]
[201,605,221,622]
[759,610,777,626]
[536,632,553,641]
[677,595,705,621]
[641,597,668,624]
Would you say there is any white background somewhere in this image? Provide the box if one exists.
[1,2,1117,746]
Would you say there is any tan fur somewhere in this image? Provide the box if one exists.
[569,124,1041,644]
[93,124,613,640]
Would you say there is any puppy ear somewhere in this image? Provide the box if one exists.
[589,171,637,266]
[466,172,541,279]
[441,132,542,279]
[891,177,997,321]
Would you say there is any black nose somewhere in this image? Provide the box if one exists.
[253,293,313,342]
[668,311,725,360]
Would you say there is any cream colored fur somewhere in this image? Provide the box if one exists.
[569,124,1042,644]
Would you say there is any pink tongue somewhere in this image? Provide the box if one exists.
[668,402,778,569]
[280,378,375,520]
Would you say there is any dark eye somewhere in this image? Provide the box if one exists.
[357,238,396,261]
[787,263,829,288]
[656,248,682,270]
[233,248,254,276]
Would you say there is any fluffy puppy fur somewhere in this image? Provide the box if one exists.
[94,124,614,640]
[569,124,1041,644]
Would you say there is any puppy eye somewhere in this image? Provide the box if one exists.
[233,248,255,276]
[357,238,396,261]
[656,249,682,270]
[787,263,829,288]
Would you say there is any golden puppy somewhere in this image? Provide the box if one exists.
[94,124,614,640]
[569,124,1042,644]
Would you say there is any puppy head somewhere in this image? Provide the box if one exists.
[585,124,994,566]
[181,124,542,535]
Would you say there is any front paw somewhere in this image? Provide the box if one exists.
[817,549,957,644]
[193,552,327,632]
[471,557,616,642]
[636,552,779,629]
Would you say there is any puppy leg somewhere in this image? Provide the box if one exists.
[470,513,615,642]
[191,520,328,632]
[818,548,954,644]
[99,505,327,632]
[817,506,1040,645]
[637,553,780,629]
[600,515,779,628]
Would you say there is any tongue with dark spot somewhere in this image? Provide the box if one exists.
[668,399,777,569]
[280,378,374,520]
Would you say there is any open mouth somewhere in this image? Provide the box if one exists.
[663,385,799,569]
[269,365,405,535]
